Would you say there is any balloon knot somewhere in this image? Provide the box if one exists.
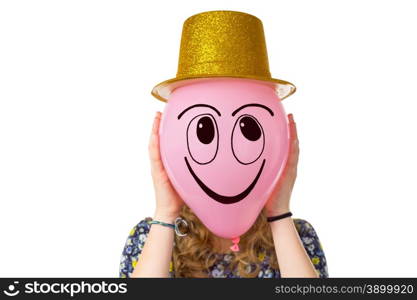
[230,237,240,252]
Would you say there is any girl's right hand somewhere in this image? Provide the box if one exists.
[148,111,184,223]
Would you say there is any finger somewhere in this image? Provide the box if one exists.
[288,113,298,142]
[288,115,299,157]
[149,112,161,153]
[148,112,165,172]
[288,124,299,164]
[289,140,299,167]
[284,114,299,172]
[151,111,162,136]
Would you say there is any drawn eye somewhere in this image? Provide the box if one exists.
[239,116,262,141]
[197,116,215,144]
[187,114,219,164]
[232,114,265,165]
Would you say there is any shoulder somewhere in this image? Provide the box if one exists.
[293,218,329,278]
[127,217,153,239]
[123,217,153,253]
[292,218,323,251]
[119,217,153,278]
[293,218,319,238]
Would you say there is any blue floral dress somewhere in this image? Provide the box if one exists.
[119,218,328,278]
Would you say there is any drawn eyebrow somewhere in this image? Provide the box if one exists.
[231,103,274,117]
[177,104,221,120]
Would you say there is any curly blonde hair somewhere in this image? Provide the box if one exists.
[172,205,279,278]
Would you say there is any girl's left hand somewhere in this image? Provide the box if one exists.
[264,113,299,217]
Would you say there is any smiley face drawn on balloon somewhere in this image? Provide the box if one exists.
[159,78,289,239]
[179,103,274,205]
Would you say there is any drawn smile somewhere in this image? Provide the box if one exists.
[184,156,266,204]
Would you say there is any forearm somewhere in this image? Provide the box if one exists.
[270,217,318,278]
[131,214,176,278]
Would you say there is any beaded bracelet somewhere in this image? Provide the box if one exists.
[149,220,175,229]
[149,217,189,237]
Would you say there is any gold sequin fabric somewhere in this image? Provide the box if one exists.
[178,11,270,78]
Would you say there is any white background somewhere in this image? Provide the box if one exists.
[0,0,416,277]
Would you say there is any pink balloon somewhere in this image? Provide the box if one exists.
[159,78,290,243]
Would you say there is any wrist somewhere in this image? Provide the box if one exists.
[268,215,293,231]
[265,206,290,218]
[153,211,179,223]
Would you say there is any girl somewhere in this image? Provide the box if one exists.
[119,112,328,278]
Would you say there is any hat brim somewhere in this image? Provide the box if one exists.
[151,75,296,102]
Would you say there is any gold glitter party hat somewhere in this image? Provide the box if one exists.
[151,10,296,102]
